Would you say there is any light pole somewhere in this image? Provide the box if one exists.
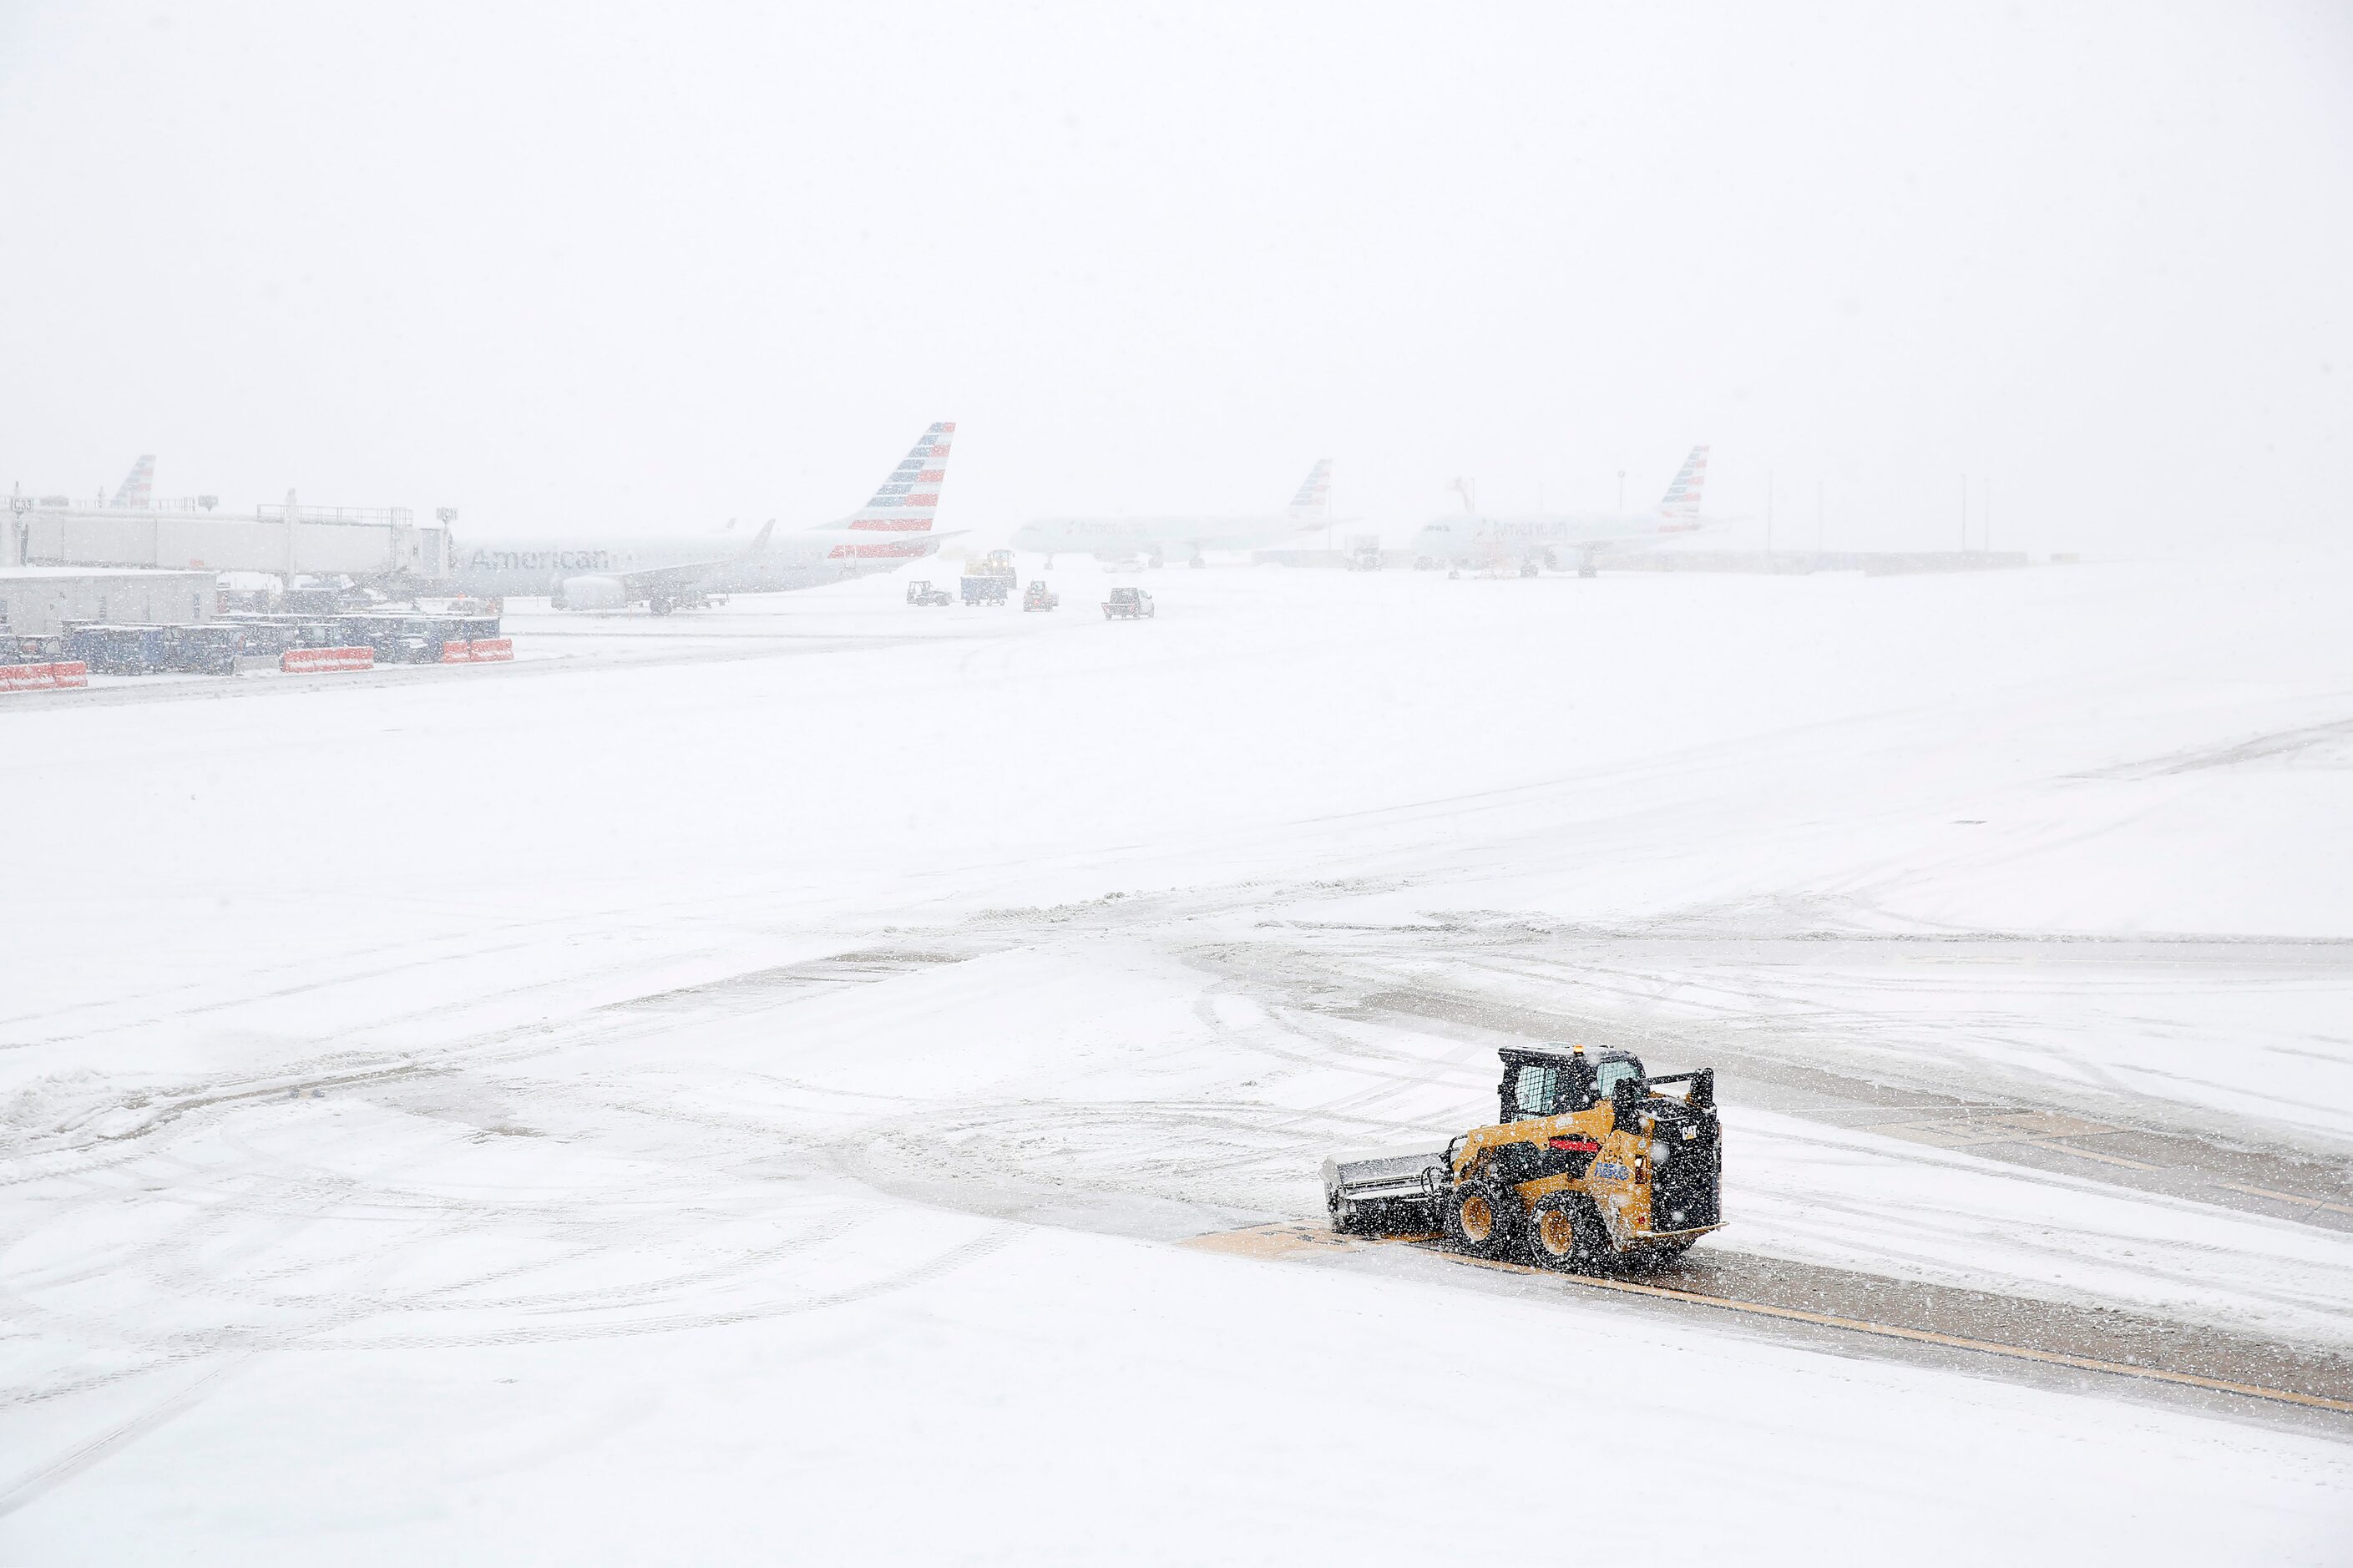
[8,485,32,569]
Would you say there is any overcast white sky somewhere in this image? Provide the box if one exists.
[0,1,2346,553]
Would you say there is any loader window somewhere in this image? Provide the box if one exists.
[1511,1064,1566,1120]
[1593,1060,1642,1100]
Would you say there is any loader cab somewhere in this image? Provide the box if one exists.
[1497,1045,1645,1122]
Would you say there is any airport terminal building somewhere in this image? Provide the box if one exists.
[0,567,215,636]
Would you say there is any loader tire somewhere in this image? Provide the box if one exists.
[1526,1195,1613,1274]
[1442,1181,1520,1259]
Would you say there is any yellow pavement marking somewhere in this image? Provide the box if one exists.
[1183,1224,1355,1261]
[2214,1181,2353,1218]
[2025,1140,2163,1172]
[1187,1223,2353,1418]
[1184,1222,1439,1261]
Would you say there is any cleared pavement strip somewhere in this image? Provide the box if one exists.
[1324,962,2353,1235]
[1184,1222,2353,1419]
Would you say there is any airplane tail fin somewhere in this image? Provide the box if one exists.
[112,455,155,509]
[843,422,955,532]
[1657,445,1708,515]
[1285,458,1333,519]
[740,519,777,557]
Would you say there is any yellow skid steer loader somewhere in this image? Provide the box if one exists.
[1320,1044,1723,1272]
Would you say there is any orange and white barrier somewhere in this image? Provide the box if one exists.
[439,637,514,665]
[281,645,375,674]
[0,661,89,692]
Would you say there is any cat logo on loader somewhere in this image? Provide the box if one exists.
[1320,1044,1723,1271]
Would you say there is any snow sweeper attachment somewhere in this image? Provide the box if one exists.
[1321,1044,1723,1272]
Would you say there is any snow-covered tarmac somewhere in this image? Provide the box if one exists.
[3,558,2350,1560]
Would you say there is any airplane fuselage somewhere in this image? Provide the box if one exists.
[1409,512,1709,565]
[452,530,943,599]
[1011,514,1324,561]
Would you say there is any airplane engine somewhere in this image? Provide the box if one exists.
[552,574,630,610]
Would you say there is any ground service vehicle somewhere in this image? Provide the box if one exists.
[906,580,952,607]
[215,615,302,657]
[333,614,461,665]
[160,625,245,675]
[1,634,67,665]
[1103,586,1156,620]
[63,624,170,675]
[1321,1043,1723,1272]
[1024,580,1058,611]
[962,548,1018,605]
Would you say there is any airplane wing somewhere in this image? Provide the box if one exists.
[610,559,731,599]
[610,520,777,601]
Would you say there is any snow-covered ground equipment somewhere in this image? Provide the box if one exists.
[1024,580,1059,611]
[906,580,952,607]
[962,549,1018,604]
[1103,586,1156,620]
[1321,1043,1723,1271]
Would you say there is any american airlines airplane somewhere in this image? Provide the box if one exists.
[450,422,959,612]
[1410,445,1718,576]
[33,454,158,508]
[1010,458,1334,566]
[109,455,155,508]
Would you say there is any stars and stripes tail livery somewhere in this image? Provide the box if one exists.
[1286,458,1333,519]
[111,455,155,509]
[843,422,954,533]
[827,421,958,559]
[1658,444,1708,517]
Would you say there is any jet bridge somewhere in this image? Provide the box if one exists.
[10,492,453,588]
